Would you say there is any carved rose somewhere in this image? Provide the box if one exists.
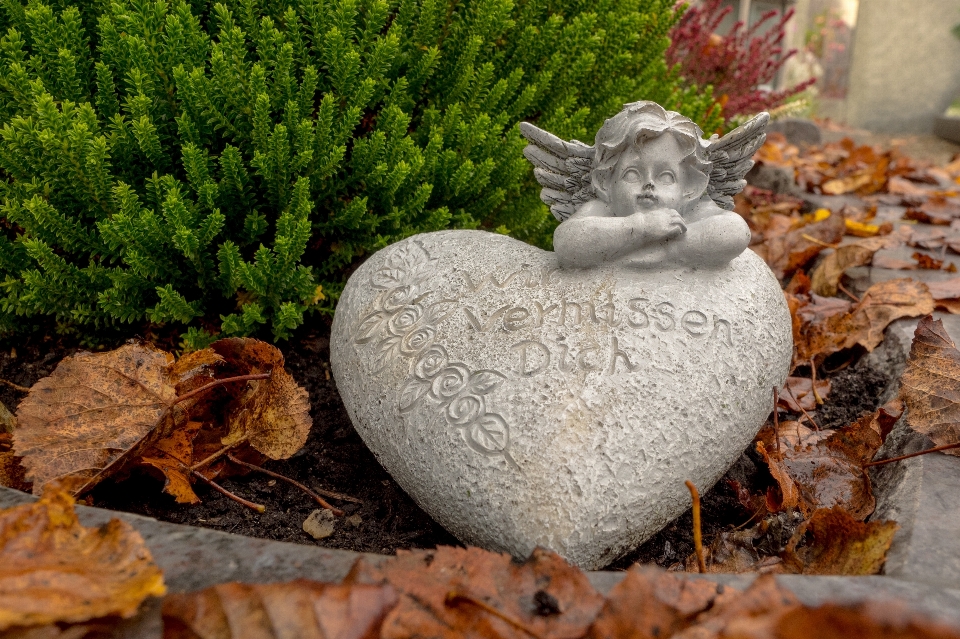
[446,395,485,426]
[401,325,435,354]
[431,365,471,400]
[388,304,424,335]
[382,285,418,311]
[415,346,449,380]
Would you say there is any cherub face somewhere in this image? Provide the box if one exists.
[607,133,686,217]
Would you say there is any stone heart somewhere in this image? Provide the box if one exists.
[331,230,791,569]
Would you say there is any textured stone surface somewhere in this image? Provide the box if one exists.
[331,230,792,569]
[767,118,822,147]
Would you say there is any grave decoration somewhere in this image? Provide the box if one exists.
[331,101,792,569]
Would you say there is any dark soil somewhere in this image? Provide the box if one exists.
[0,325,894,569]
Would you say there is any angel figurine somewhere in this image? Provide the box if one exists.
[521,101,768,270]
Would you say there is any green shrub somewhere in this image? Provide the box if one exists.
[0,0,721,345]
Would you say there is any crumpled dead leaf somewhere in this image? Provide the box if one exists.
[348,546,604,639]
[809,235,901,296]
[13,344,180,494]
[900,315,960,455]
[783,506,898,575]
[587,564,720,639]
[162,580,397,639]
[211,339,311,460]
[140,421,204,504]
[0,485,165,631]
[779,376,831,412]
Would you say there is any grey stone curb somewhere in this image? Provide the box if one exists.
[4,483,960,635]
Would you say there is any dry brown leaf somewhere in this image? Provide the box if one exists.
[756,441,799,512]
[783,506,898,575]
[809,236,901,296]
[776,600,960,639]
[0,402,14,434]
[0,485,165,630]
[211,339,311,460]
[672,573,800,639]
[888,175,932,196]
[900,315,960,455]
[162,580,396,639]
[753,211,846,280]
[13,344,179,494]
[348,546,604,639]
[140,421,203,504]
[587,564,720,639]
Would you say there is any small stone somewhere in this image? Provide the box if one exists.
[346,514,362,528]
[302,509,336,540]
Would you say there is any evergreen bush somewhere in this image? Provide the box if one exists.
[0,0,721,345]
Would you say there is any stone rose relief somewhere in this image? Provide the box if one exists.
[352,241,518,469]
[331,100,792,569]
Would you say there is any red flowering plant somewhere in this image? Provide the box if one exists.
[667,0,815,123]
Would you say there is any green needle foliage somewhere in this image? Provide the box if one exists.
[0,0,721,345]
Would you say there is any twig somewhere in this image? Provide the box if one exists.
[0,378,30,393]
[801,234,840,249]
[773,386,781,454]
[189,437,247,471]
[783,386,821,431]
[809,358,824,405]
[173,373,270,406]
[446,592,544,639]
[310,487,363,504]
[863,441,960,467]
[837,281,860,303]
[228,453,345,516]
[685,480,706,574]
[191,470,265,513]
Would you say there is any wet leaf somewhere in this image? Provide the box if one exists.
[753,210,846,279]
[347,546,604,639]
[776,600,960,639]
[900,315,960,455]
[210,339,311,460]
[809,236,900,296]
[13,344,179,494]
[162,580,397,639]
[684,527,785,574]
[0,485,165,630]
[779,376,831,412]
[783,506,898,575]
[587,564,719,639]
[672,573,800,639]
[756,440,799,512]
[793,278,933,365]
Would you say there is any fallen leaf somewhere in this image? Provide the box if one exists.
[0,432,29,491]
[753,211,846,279]
[870,253,918,270]
[140,421,203,504]
[673,573,800,639]
[0,485,165,630]
[888,175,932,197]
[211,339,311,460]
[348,546,605,639]
[899,315,960,455]
[684,527,785,574]
[587,564,719,639]
[783,506,898,575]
[0,402,14,433]
[809,236,900,296]
[779,377,831,412]
[794,278,933,365]
[776,600,960,639]
[162,580,397,639]
[913,252,945,270]
[904,196,960,226]
[13,344,180,494]
[756,441,799,512]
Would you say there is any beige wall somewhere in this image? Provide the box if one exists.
[844,0,960,133]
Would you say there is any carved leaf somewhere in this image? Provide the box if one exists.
[399,380,430,414]
[466,414,511,455]
[468,370,507,396]
[426,299,458,324]
[372,268,408,290]
[355,311,388,344]
[373,336,403,372]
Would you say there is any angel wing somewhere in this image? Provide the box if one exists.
[520,122,594,221]
[704,112,770,210]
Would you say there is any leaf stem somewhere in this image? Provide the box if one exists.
[773,386,781,454]
[809,358,824,405]
[686,480,706,574]
[0,378,30,393]
[227,453,345,516]
[173,373,271,406]
[189,437,248,471]
[191,469,265,513]
[863,441,960,467]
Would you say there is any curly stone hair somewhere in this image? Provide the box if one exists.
[592,101,711,204]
